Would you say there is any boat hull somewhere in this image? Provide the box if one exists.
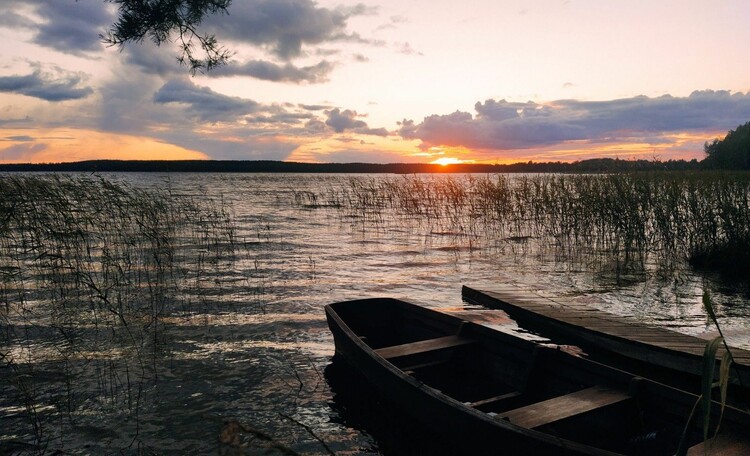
[326,297,750,455]
[326,298,621,455]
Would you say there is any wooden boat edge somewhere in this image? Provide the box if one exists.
[324,297,750,455]
[461,285,750,387]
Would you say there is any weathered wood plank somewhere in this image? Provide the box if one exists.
[463,286,750,372]
[687,431,750,456]
[499,385,631,429]
[469,391,522,408]
[374,335,474,359]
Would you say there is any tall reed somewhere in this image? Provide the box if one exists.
[0,175,237,452]
[305,172,750,277]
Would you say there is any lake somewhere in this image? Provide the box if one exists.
[1,172,748,455]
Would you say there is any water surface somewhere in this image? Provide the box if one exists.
[2,172,749,455]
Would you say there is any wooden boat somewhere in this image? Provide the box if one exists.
[462,285,750,402]
[326,297,750,455]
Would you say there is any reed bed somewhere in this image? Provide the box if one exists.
[0,175,237,452]
[302,172,750,278]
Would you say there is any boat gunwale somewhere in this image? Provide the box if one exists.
[326,297,641,456]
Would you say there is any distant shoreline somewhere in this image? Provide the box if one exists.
[0,158,703,173]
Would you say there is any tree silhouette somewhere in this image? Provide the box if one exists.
[102,0,232,74]
[704,121,750,169]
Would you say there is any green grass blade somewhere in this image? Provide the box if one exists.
[714,350,732,440]
[701,336,723,444]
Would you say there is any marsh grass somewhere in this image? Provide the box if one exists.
[675,291,737,455]
[0,175,237,452]
[307,172,750,279]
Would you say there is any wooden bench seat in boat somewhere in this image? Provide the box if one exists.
[498,385,631,429]
[374,335,475,360]
[687,432,750,456]
[468,391,522,408]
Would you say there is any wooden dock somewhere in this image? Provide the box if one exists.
[462,285,750,390]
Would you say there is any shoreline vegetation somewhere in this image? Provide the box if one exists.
[299,172,750,280]
[1,175,241,453]
[0,158,704,173]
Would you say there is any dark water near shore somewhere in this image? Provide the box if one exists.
[2,172,749,455]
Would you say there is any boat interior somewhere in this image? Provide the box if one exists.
[329,298,750,455]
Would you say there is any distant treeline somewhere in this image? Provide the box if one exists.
[0,158,704,174]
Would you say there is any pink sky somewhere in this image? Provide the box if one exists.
[1,0,749,164]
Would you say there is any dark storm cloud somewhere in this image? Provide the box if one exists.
[400,91,750,150]
[0,68,94,101]
[205,0,375,59]
[214,59,335,83]
[153,78,261,121]
[325,108,389,136]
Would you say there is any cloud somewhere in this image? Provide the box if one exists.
[125,42,336,84]
[304,118,328,133]
[155,130,298,160]
[325,108,389,136]
[214,59,335,83]
[1,142,48,161]
[204,0,374,60]
[10,0,373,84]
[2,135,34,142]
[247,112,315,125]
[0,116,33,127]
[395,42,423,56]
[121,43,183,77]
[375,15,408,32]
[299,104,331,111]
[11,0,115,55]
[0,10,36,29]
[34,1,111,54]
[0,67,94,101]
[325,108,367,132]
[400,91,750,151]
[153,78,261,121]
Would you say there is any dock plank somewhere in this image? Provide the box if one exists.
[462,285,750,388]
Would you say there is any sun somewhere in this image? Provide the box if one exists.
[431,157,464,166]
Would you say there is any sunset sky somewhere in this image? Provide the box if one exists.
[2,0,750,164]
